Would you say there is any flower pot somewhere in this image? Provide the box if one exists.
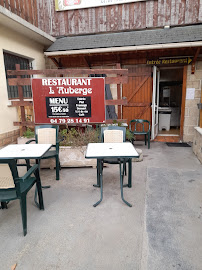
[60,146,96,167]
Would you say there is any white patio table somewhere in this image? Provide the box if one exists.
[85,142,139,207]
[0,144,52,160]
[0,144,52,209]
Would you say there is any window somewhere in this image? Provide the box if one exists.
[4,52,32,99]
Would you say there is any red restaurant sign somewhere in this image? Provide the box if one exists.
[32,77,106,124]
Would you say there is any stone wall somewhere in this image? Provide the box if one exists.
[0,129,20,147]
[193,127,202,164]
[183,61,202,142]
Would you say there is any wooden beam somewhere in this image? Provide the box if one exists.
[8,78,31,86]
[8,76,128,86]
[180,66,187,139]
[124,102,151,107]
[7,68,128,76]
[83,56,91,68]
[50,58,62,68]
[8,101,33,107]
[116,63,122,119]
[135,105,150,119]
[116,54,122,65]
[105,99,127,105]
[13,121,35,127]
[106,76,128,84]
[191,48,200,74]
[128,72,151,77]
[16,64,26,134]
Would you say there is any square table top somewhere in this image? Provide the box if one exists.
[85,142,139,159]
[0,144,52,159]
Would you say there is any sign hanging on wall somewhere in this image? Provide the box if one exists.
[32,77,106,124]
[55,0,148,11]
[146,57,192,66]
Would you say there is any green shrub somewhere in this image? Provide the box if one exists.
[59,128,101,147]
[23,128,35,138]
[126,128,134,142]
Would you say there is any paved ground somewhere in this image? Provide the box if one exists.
[0,142,202,270]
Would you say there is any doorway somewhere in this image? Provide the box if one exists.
[152,66,183,140]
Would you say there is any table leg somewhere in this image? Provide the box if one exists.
[93,159,101,188]
[37,159,50,189]
[34,159,50,207]
[33,166,44,210]
[128,158,132,188]
[93,159,103,207]
[119,162,132,207]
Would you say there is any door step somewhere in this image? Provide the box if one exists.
[153,135,180,142]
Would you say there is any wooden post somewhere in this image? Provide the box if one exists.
[116,63,122,119]
[16,64,26,135]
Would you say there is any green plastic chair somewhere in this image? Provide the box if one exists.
[100,126,127,167]
[26,125,61,180]
[129,119,151,149]
[100,126,130,179]
[0,160,44,236]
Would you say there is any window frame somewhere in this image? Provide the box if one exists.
[3,51,33,100]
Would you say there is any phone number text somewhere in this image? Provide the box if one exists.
[49,118,90,124]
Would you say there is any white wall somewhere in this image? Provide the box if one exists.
[0,25,46,134]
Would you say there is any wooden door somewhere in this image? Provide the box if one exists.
[122,65,152,132]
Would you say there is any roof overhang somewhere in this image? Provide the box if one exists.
[44,41,202,57]
[0,6,55,46]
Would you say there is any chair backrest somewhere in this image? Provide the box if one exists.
[0,160,18,190]
[129,119,150,132]
[101,126,126,143]
[35,125,59,146]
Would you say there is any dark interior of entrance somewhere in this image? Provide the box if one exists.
[158,67,183,136]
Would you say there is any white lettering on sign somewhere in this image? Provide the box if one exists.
[42,78,92,86]
[49,87,55,94]
[49,98,69,104]
[57,87,92,95]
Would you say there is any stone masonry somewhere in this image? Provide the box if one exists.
[183,61,202,142]
[0,129,20,147]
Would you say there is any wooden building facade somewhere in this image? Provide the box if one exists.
[1,0,201,37]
